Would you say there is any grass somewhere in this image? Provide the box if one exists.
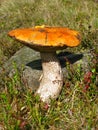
[0,0,98,129]
[0,66,98,129]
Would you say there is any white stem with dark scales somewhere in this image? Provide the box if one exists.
[36,52,63,102]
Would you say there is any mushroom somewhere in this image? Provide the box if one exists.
[8,26,81,102]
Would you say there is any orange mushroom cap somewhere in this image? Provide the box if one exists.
[8,26,81,52]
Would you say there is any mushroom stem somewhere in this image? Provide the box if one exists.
[36,52,63,102]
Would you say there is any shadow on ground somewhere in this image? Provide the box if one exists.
[27,52,83,70]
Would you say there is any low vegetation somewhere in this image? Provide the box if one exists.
[0,0,98,129]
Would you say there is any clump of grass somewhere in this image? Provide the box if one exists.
[0,61,98,129]
[0,49,98,130]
